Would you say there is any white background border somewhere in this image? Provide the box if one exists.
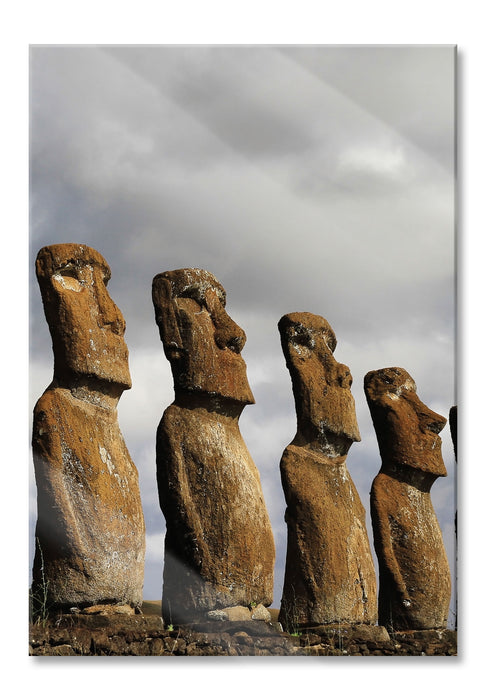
[3,1,479,694]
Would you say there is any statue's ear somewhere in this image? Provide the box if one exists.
[152,275,183,356]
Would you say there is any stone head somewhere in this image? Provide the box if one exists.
[152,268,255,405]
[36,243,131,392]
[278,312,361,455]
[364,367,447,476]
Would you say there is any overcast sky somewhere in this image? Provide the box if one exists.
[29,45,456,624]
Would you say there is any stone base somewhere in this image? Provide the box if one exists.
[298,622,390,642]
[206,603,272,623]
[29,609,457,656]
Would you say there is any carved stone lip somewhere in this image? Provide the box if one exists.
[381,456,448,480]
[422,429,443,446]
[173,389,249,417]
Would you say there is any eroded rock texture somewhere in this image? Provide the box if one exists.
[364,367,451,630]
[278,312,377,630]
[32,244,145,613]
[152,269,275,624]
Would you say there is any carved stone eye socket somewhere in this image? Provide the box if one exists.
[179,285,204,305]
[176,295,204,315]
[290,326,315,350]
[179,284,226,314]
[52,267,84,292]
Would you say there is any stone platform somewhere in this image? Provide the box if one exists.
[29,606,457,656]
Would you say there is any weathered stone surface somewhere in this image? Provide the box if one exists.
[251,603,272,622]
[34,243,132,389]
[31,244,145,614]
[81,604,135,616]
[364,367,451,630]
[299,623,390,643]
[207,605,252,621]
[277,312,377,629]
[152,267,254,404]
[152,269,275,625]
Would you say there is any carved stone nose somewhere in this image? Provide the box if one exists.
[96,284,126,336]
[106,314,126,336]
[226,333,246,353]
[413,397,446,435]
[214,321,246,353]
[423,411,446,435]
[337,363,353,389]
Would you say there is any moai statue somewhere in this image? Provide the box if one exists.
[449,404,457,625]
[278,312,377,630]
[449,405,457,461]
[31,244,145,614]
[364,367,451,630]
[152,268,275,624]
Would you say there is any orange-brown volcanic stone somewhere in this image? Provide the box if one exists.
[364,367,451,630]
[278,313,377,629]
[152,269,275,624]
[31,244,145,612]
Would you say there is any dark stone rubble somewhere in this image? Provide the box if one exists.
[29,612,457,657]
